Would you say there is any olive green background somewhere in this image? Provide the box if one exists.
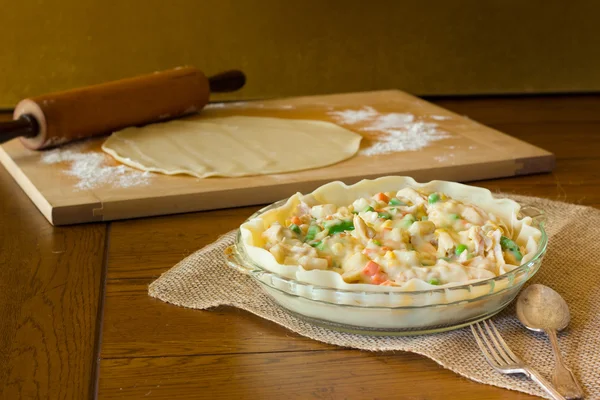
[1,0,599,108]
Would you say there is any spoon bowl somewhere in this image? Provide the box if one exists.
[516,284,570,332]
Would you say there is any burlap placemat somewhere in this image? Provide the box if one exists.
[149,195,600,399]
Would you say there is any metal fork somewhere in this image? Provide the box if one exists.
[471,319,567,400]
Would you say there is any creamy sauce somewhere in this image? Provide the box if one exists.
[261,188,526,287]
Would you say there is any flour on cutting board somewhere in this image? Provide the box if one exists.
[327,106,451,156]
[205,102,296,110]
[41,142,151,190]
[434,154,456,163]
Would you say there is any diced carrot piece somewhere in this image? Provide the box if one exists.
[291,216,301,225]
[371,272,388,285]
[325,215,333,220]
[362,260,380,276]
[374,192,390,203]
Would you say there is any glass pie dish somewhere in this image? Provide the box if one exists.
[225,183,548,336]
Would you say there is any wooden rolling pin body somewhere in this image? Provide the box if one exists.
[13,67,210,150]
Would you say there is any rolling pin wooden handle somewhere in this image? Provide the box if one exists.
[0,115,38,142]
[6,67,246,150]
[208,70,246,93]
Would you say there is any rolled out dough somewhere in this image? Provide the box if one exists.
[101,116,362,178]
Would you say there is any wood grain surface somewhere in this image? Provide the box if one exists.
[0,114,107,399]
[99,351,535,400]
[2,94,600,399]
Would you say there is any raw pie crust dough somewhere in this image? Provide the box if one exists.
[101,116,362,178]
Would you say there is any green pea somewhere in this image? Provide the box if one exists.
[510,249,523,262]
[455,244,467,255]
[364,206,375,212]
[289,224,301,234]
[304,224,321,241]
[449,213,460,220]
[389,198,405,206]
[428,278,441,285]
[327,220,355,235]
[500,236,523,261]
[428,193,440,204]
[400,214,416,229]
[310,241,326,251]
[378,212,392,220]
[500,236,518,251]
[372,239,382,246]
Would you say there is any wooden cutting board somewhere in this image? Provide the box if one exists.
[0,90,554,226]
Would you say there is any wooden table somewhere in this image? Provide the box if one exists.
[2,94,599,399]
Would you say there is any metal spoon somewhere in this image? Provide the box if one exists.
[516,284,584,399]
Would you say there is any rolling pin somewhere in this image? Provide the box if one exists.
[0,67,246,150]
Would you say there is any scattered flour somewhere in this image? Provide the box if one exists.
[328,106,380,124]
[362,113,415,131]
[205,102,296,110]
[431,115,452,121]
[327,106,451,156]
[434,154,456,163]
[41,142,151,190]
[204,103,228,109]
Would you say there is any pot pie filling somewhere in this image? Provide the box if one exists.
[260,188,535,287]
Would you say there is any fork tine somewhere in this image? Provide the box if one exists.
[472,321,566,400]
[482,320,515,365]
[470,324,498,368]
[487,319,521,363]
[471,323,500,368]
[476,322,506,365]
